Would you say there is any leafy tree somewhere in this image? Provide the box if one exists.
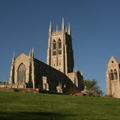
[82,79,104,97]
[82,79,98,91]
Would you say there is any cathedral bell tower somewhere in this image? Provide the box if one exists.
[47,18,74,74]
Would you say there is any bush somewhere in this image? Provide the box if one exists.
[13,88,19,92]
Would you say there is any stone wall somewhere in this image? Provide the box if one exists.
[34,58,76,93]
[0,87,39,93]
[0,87,67,95]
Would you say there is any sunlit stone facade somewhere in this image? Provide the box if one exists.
[106,56,120,98]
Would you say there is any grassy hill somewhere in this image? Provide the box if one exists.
[0,91,120,120]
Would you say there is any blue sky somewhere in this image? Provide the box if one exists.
[0,0,120,94]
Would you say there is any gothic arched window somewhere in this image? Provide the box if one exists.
[114,69,117,80]
[53,40,56,50]
[110,69,114,80]
[58,38,62,55]
[17,63,26,84]
[58,39,62,48]
[53,39,56,55]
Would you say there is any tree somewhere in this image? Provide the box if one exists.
[82,79,98,90]
[81,79,104,97]
[0,81,3,84]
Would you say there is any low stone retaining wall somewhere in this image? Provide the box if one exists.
[0,87,67,95]
[0,87,39,93]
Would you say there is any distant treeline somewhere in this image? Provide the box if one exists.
[0,81,5,85]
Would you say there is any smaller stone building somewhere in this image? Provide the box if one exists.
[106,56,120,98]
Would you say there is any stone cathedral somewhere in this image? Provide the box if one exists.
[7,18,83,93]
[106,56,120,98]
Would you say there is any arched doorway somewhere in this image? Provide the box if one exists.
[17,63,26,84]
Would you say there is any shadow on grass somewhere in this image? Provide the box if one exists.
[0,111,76,120]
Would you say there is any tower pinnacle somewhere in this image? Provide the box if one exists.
[66,26,67,32]
[29,48,32,58]
[49,21,52,35]
[32,47,34,58]
[12,51,15,63]
[68,23,71,35]
[62,17,65,30]
[56,25,58,32]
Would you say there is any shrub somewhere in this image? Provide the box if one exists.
[13,88,19,92]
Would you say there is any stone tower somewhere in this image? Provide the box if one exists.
[106,56,120,98]
[47,18,74,74]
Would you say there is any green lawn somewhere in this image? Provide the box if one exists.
[0,91,120,120]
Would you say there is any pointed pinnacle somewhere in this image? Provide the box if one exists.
[49,21,52,34]
[66,27,67,32]
[62,17,64,24]
[68,23,71,35]
[62,17,65,30]
[56,25,58,32]
[12,51,15,62]
[29,48,31,58]
[32,47,34,57]
[49,21,52,29]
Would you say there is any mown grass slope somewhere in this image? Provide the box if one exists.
[0,91,120,120]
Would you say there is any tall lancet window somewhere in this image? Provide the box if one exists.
[58,39,62,48]
[17,63,26,84]
[58,39,62,54]
[53,40,56,55]
[110,69,114,80]
[114,69,117,80]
